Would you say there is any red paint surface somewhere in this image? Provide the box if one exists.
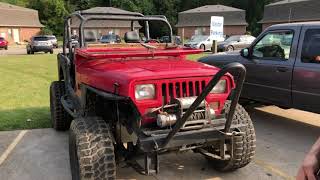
[0,38,8,47]
[75,47,235,124]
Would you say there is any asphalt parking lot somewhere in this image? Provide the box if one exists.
[0,46,62,56]
[0,106,319,180]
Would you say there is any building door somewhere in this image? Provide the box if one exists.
[12,29,20,43]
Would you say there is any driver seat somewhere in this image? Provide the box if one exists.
[124,31,140,43]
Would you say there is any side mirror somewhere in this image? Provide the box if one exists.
[240,48,250,58]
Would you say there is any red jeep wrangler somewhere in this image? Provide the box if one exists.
[50,11,256,179]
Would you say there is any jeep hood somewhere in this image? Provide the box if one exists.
[77,58,223,95]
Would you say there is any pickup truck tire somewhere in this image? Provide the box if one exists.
[50,81,72,131]
[69,117,116,180]
[204,101,256,171]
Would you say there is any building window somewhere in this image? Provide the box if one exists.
[195,27,206,36]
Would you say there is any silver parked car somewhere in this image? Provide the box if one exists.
[26,36,53,54]
[218,35,256,52]
[184,35,225,51]
[46,35,58,48]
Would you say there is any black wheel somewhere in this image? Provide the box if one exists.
[50,81,72,131]
[203,101,256,171]
[31,50,34,54]
[27,50,30,54]
[50,49,53,54]
[226,46,234,52]
[5,46,8,50]
[200,44,205,51]
[69,117,116,180]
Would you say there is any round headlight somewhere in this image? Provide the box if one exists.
[135,84,155,100]
[211,80,227,94]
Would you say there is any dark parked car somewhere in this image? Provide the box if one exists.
[0,37,8,50]
[27,36,53,54]
[199,22,320,114]
[100,34,121,43]
[218,35,255,52]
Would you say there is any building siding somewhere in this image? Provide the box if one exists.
[20,27,41,42]
[178,25,247,39]
[0,27,40,43]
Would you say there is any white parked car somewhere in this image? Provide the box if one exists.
[184,35,225,51]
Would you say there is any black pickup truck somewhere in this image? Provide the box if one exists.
[199,22,320,114]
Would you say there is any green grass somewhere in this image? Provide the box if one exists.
[0,52,208,131]
[0,54,57,131]
[186,52,211,61]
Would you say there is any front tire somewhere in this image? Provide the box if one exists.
[203,101,256,171]
[69,117,116,180]
[50,81,72,131]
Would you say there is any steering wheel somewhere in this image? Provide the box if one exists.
[271,44,285,59]
[145,39,160,43]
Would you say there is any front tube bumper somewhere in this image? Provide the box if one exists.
[160,62,246,148]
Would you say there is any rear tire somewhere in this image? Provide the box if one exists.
[203,101,256,171]
[50,49,54,54]
[69,117,116,180]
[50,81,72,131]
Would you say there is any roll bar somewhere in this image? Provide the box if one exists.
[63,11,173,56]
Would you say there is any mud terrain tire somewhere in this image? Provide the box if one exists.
[69,117,116,180]
[50,81,72,131]
[205,101,256,171]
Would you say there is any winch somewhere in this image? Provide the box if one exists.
[156,97,215,129]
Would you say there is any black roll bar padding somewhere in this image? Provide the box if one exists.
[63,12,85,55]
[79,16,174,47]
[63,11,174,53]
[80,12,144,17]
[58,53,82,111]
[160,62,247,148]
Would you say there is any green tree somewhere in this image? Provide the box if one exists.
[28,0,69,36]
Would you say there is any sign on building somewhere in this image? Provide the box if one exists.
[210,16,224,41]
